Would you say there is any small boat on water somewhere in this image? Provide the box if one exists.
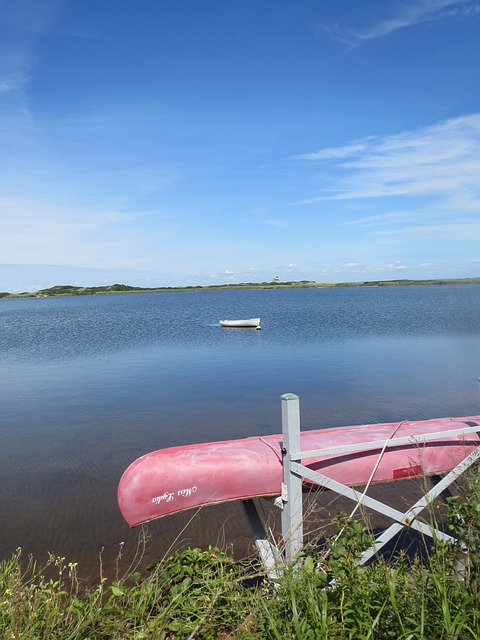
[219,318,261,329]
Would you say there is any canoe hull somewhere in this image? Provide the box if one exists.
[118,416,480,527]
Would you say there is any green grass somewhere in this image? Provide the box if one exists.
[3,467,480,638]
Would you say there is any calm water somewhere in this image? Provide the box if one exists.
[1,285,480,576]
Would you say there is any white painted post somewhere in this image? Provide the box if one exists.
[281,393,304,562]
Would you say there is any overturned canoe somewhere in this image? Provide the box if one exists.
[219,318,261,328]
[118,416,480,527]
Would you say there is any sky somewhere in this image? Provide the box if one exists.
[1,0,480,292]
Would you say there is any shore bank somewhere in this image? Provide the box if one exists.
[2,276,480,299]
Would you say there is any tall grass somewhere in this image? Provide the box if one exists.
[2,466,480,638]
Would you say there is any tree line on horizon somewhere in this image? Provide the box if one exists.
[1,276,480,298]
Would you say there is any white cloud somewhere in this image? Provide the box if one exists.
[344,212,414,228]
[0,80,13,92]
[0,193,173,269]
[0,0,62,95]
[295,142,370,161]
[380,222,480,242]
[297,113,480,215]
[317,0,480,47]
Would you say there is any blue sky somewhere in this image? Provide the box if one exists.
[1,0,480,292]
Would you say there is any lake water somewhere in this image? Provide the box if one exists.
[1,285,480,577]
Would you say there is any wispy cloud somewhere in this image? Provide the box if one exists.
[0,0,62,95]
[344,212,415,228]
[317,0,480,47]
[259,218,286,228]
[0,194,175,269]
[295,142,371,161]
[296,113,480,214]
[374,222,480,242]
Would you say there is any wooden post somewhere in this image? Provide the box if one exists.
[281,393,304,562]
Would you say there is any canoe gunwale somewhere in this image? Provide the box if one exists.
[289,423,480,461]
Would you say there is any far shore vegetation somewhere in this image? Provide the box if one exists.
[1,276,480,299]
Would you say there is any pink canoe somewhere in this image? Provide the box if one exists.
[118,416,480,527]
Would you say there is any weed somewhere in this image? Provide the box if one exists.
[3,466,480,638]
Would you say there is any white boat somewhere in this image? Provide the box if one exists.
[219,317,261,329]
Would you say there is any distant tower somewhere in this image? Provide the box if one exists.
[272,276,280,283]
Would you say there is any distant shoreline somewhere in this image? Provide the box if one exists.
[1,277,480,298]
